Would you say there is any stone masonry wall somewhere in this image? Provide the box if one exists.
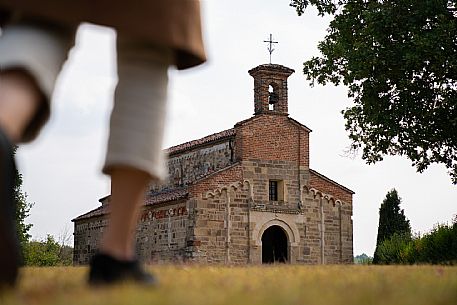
[308,170,353,263]
[300,194,321,264]
[340,201,354,263]
[188,159,352,264]
[322,196,343,264]
[152,139,235,192]
[136,200,193,263]
[300,187,353,264]
[192,185,250,264]
[190,180,351,265]
[73,200,195,265]
[243,159,308,210]
[73,217,107,265]
[74,169,352,265]
[188,164,248,263]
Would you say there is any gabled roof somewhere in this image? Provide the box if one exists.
[166,128,236,156]
[72,204,109,222]
[234,114,312,132]
[288,117,312,132]
[145,187,188,206]
[72,188,189,222]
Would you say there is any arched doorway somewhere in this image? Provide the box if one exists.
[261,225,288,263]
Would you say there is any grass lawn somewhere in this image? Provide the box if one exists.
[1,265,456,305]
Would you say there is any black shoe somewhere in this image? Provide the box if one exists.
[88,253,157,286]
[0,128,19,288]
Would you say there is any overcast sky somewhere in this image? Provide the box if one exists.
[16,0,456,256]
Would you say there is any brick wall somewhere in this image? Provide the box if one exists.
[248,64,294,115]
[189,164,243,196]
[309,170,353,204]
[235,115,309,167]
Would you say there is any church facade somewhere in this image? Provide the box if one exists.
[72,64,354,265]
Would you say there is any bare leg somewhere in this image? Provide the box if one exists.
[0,71,40,143]
[88,36,170,285]
[89,167,157,285]
[99,167,151,261]
[97,38,169,262]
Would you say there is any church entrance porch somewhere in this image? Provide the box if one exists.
[261,225,288,263]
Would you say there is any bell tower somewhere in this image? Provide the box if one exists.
[248,64,295,116]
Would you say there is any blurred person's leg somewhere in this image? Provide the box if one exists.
[0,69,41,143]
[89,35,171,285]
[0,18,75,287]
[0,19,75,143]
[0,120,18,287]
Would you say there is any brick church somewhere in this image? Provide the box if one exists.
[73,63,354,265]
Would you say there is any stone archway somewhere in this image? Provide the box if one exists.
[261,225,288,263]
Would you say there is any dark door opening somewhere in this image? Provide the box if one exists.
[261,225,288,263]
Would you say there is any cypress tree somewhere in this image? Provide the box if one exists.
[373,189,411,264]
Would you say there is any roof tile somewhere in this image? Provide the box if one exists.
[73,188,188,221]
[166,128,235,155]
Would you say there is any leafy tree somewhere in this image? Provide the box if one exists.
[13,147,34,258]
[290,0,457,183]
[24,235,60,266]
[23,235,73,266]
[354,253,373,264]
[373,189,411,264]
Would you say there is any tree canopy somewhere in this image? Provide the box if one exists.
[13,148,34,258]
[291,0,457,183]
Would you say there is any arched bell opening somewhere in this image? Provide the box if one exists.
[268,84,279,111]
[261,225,289,264]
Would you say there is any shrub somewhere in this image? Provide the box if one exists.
[23,235,73,266]
[412,222,457,264]
[376,233,412,264]
[377,218,457,265]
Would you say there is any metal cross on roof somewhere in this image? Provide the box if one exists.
[263,34,278,64]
